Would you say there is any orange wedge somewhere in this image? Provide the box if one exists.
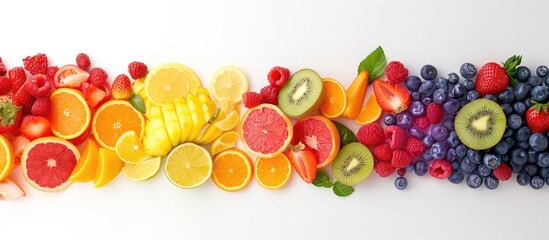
[0,135,14,181]
[211,149,253,192]
[49,88,92,139]
[92,100,145,150]
[255,154,292,190]
[356,93,382,124]
[210,131,239,156]
[320,78,347,119]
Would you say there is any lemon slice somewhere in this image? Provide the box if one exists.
[115,131,150,164]
[210,131,239,156]
[145,63,202,106]
[209,66,248,103]
[122,156,162,182]
[214,110,239,131]
[165,143,212,189]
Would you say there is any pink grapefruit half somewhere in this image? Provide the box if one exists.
[291,115,340,168]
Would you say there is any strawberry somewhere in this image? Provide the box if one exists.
[8,66,26,94]
[75,53,91,70]
[0,76,11,94]
[111,74,131,100]
[286,142,317,183]
[526,102,549,134]
[31,97,51,117]
[0,95,23,134]
[25,74,52,98]
[20,115,52,141]
[22,53,48,75]
[0,58,6,76]
[475,55,521,96]
[373,80,410,114]
[128,61,148,79]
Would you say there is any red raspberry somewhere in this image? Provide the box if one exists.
[22,53,48,75]
[89,67,108,86]
[429,159,452,179]
[375,161,395,177]
[386,61,408,84]
[405,137,425,157]
[384,125,408,149]
[493,162,512,181]
[242,91,264,108]
[373,144,393,162]
[0,76,11,94]
[0,58,6,76]
[260,85,280,105]
[397,168,406,177]
[8,66,27,94]
[76,53,91,69]
[25,74,52,98]
[426,103,443,124]
[31,97,51,117]
[357,123,385,146]
[14,83,35,114]
[414,116,430,130]
[128,61,148,79]
[46,66,58,80]
[267,66,290,87]
[391,149,413,168]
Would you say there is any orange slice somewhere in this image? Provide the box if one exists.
[320,78,347,119]
[0,135,14,181]
[92,100,145,150]
[49,88,92,139]
[94,148,125,188]
[70,136,100,182]
[356,93,382,125]
[255,154,292,190]
[211,149,253,192]
[210,131,239,156]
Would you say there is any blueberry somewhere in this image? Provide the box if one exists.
[447,147,457,161]
[394,177,408,190]
[446,131,460,148]
[452,161,460,170]
[483,94,498,102]
[410,92,422,101]
[540,167,549,179]
[507,114,523,130]
[531,85,549,102]
[414,160,428,176]
[422,97,433,105]
[435,77,449,90]
[503,128,513,138]
[419,80,436,97]
[525,164,539,176]
[443,118,455,131]
[448,171,464,184]
[396,111,414,129]
[530,175,545,189]
[515,66,531,82]
[523,98,532,108]
[498,88,515,104]
[431,125,449,141]
[511,148,528,165]
[405,75,422,91]
[483,154,501,169]
[408,126,425,139]
[536,65,548,78]
[410,101,425,117]
[513,101,527,116]
[466,174,483,189]
[430,142,448,160]
[460,158,477,174]
[421,64,437,80]
[485,176,499,190]
[467,149,482,164]
[517,172,531,186]
[501,103,513,116]
[529,133,548,152]
[510,161,524,173]
[433,89,448,104]
[448,73,459,84]
[528,76,543,87]
[501,154,509,163]
[528,150,538,163]
[460,63,477,78]
[516,126,531,142]
[451,83,467,99]
[456,144,468,158]
[463,79,475,91]
[505,137,516,148]
[477,164,492,177]
[537,152,549,168]
[466,90,480,102]
[443,99,461,114]
[422,149,433,161]
[513,83,531,101]
[495,141,510,155]
[518,141,530,150]
[384,114,396,126]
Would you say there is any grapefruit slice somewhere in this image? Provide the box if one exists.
[21,137,80,192]
[291,115,340,168]
[240,104,293,158]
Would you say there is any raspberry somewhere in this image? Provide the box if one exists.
[89,67,108,86]
[8,66,26,93]
[375,161,395,177]
[14,83,35,114]
[493,162,512,181]
[384,125,408,149]
[260,85,280,105]
[386,61,409,84]
[128,61,148,79]
[22,53,48,75]
[76,53,91,69]
[242,91,264,108]
[0,59,6,76]
[405,137,425,157]
[31,97,51,117]
[397,168,406,177]
[267,66,290,87]
[426,103,443,124]
[373,144,393,162]
[391,149,413,168]
[0,76,11,94]
[429,159,452,179]
[414,116,430,130]
[357,123,385,146]
[25,74,52,98]
[46,66,58,80]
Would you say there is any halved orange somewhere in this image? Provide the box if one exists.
[356,93,382,125]
[92,100,145,150]
[255,154,292,190]
[320,78,347,119]
[211,149,253,192]
[49,88,92,140]
[0,135,15,181]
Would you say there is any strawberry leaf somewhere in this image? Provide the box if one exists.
[503,55,522,87]
[332,181,354,197]
[358,46,386,83]
[312,170,333,188]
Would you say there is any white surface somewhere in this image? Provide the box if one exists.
[1,0,548,239]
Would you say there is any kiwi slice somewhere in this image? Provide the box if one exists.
[278,69,324,118]
[331,142,374,186]
[455,99,506,150]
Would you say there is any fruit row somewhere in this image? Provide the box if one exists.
[1,47,549,200]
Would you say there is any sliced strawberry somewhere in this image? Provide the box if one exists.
[286,142,317,183]
[82,81,111,109]
[20,115,52,141]
[373,80,410,114]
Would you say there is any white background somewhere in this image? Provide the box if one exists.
[1,0,548,239]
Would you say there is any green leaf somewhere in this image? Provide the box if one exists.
[312,170,333,188]
[129,94,146,113]
[357,46,386,83]
[332,120,357,148]
[504,55,522,87]
[332,181,354,197]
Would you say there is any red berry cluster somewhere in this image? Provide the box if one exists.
[242,66,290,108]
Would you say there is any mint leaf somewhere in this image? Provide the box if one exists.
[312,171,333,188]
[332,120,357,148]
[332,181,354,197]
[357,46,386,83]
[129,94,146,113]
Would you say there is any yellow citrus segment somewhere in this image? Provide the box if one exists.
[115,131,150,164]
[255,154,292,190]
[165,143,212,189]
[94,148,125,188]
[122,156,162,182]
[209,66,248,103]
[50,88,91,139]
[92,100,145,150]
[356,93,383,125]
[210,131,239,156]
[213,110,239,131]
[70,137,100,182]
[0,135,15,181]
[144,63,201,106]
[320,78,347,119]
[211,149,253,192]
[218,97,238,115]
